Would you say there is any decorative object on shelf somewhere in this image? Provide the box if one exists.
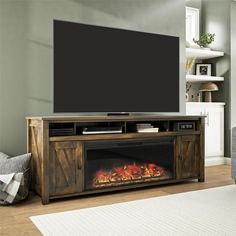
[191,95,194,102]
[186,82,192,102]
[199,82,218,102]
[185,93,189,102]
[186,58,196,74]
[196,63,212,76]
[197,92,201,102]
[186,41,191,48]
[193,33,215,48]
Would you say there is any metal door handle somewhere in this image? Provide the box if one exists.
[206,112,210,126]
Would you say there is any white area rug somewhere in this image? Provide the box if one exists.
[30,185,236,236]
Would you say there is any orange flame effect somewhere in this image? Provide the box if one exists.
[93,162,168,187]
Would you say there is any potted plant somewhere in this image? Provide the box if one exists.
[193,33,215,49]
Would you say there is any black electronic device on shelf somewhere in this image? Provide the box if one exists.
[174,122,195,132]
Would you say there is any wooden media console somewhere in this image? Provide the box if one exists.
[26,115,205,204]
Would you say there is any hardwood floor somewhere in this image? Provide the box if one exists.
[0,165,234,236]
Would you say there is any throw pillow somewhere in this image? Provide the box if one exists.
[0,152,9,160]
[0,153,31,205]
[0,153,31,174]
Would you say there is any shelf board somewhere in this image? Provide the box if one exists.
[186,74,224,82]
[49,131,201,142]
[186,48,224,59]
[186,102,226,106]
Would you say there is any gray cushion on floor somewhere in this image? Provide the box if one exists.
[0,153,31,174]
[0,152,9,160]
[0,153,31,205]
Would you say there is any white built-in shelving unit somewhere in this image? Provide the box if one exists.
[186,48,224,83]
[186,47,225,164]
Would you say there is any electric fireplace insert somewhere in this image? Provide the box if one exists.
[85,138,174,190]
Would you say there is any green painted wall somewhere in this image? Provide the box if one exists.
[0,1,28,155]
[0,0,186,155]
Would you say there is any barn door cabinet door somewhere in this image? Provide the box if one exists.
[176,135,200,179]
[49,141,84,196]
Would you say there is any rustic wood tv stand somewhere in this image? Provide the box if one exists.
[26,115,205,204]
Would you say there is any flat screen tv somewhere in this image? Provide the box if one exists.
[54,20,179,113]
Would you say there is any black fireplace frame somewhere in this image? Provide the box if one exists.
[84,137,175,191]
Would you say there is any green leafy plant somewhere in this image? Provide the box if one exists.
[193,33,215,48]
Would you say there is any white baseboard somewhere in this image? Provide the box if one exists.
[205,157,231,166]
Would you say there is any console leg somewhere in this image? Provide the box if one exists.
[198,177,205,182]
[42,197,50,205]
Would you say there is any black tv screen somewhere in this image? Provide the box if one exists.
[54,20,179,113]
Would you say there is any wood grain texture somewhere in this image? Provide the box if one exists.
[28,121,42,195]
[176,135,199,179]
[41,121,50,204]
[49,131,201,142]
[199,117,205,182]
[0,165,233,236]
[49,142,83,196]
[26,116,204,204]
[26,115,205,122]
